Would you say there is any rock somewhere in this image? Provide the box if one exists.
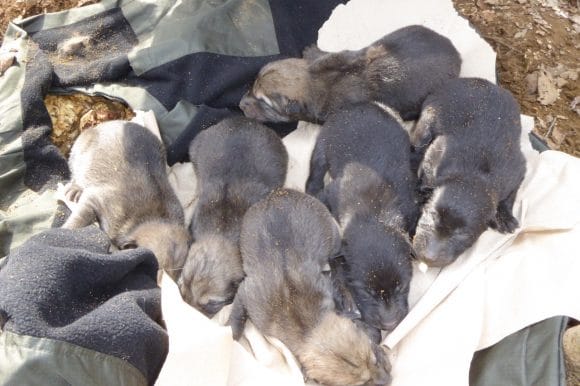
[57,35,92,58]
[542,64,579,88]
[537,67,560,105]
[571,97,580,116]
[0,53,15,76]
[550,126,565,146]
[514,29,528,39]
[525,71,539,94]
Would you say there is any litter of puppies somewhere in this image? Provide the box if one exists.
[60,25,526,386]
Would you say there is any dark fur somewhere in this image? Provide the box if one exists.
[62,120,190,281]
[328,256,383,344]
[240,25,461,123]
[325,164,414,332]
[180,116,288,317]
[341,214,413,332]
[305,103,417,332]
[410,78,527,267]
[229,189,391,386]
[306,103,418,229]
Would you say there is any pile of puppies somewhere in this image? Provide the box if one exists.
[61,25,526,386]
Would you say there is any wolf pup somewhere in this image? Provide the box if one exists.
[62,120,190,281]
[329,254,385,345]
[323,163,415,333]
[410,77,527,268]
[179,116,288,317]
[229,189,391,386]
[305,103,417,332]
[240,25,461,123]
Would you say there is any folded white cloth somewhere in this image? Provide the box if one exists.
[157,1,580,385]
[386,148,580,386]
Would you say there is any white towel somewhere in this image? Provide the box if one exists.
[157,1,580,385]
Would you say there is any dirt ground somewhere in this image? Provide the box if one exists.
[0,0,96,28]
[453,0,579,157]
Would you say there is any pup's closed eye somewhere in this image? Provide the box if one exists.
[254,92,276,109]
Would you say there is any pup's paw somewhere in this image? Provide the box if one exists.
[56,182,83,212]
[65,183,83,203]
[490,207,519,234]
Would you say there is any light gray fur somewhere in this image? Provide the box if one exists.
[180,116,288,317]
[229,189,391,386]
[62,120,190,281]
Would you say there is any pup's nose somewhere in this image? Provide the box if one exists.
[199,300,227,317]
[239,92,252,110]
[373,367,392,386]
[420,251,439,265]
[380,315,402,332]
[416,239,448,267]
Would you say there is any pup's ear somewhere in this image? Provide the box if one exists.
[409,245,417,260]
[339,238,349,257]
[308,50,363,74]
[118,237,138,250]
[302,44,326,62]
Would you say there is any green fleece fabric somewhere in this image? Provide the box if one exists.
[470,316,568,386]
[0,331,147,386]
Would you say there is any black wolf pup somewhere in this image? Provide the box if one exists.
[411,77,526,268]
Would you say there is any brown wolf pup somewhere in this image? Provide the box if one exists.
[179,116,288,317]
[240,25,461,123]
[62,120,190,281]
[229,189,391,386]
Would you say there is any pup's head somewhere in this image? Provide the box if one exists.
[300,312,391,386]
[239,58,314,122]
[177,235,244,317]
[413,178,497,267]
[343,220,413,332]
[123,221,191,281]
